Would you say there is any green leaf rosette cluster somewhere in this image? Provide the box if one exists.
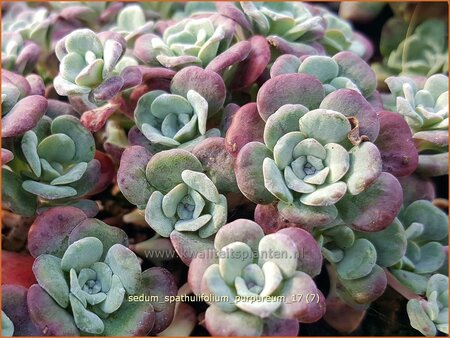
[33,237,141,334]
[134,17,229,69]
[270,51,377,99]
[385,74,448,176]
[133,66,225,152]
[54,28,137,99]
[388,201,448,294]
[188,219,325,335]
[2,115,100,216]
[407,274,448,336]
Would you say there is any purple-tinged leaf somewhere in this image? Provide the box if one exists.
[337,172,403,232]
[375,111,418,177]
[257,74,324,121]
[26,74,45,96]
[2,95,48,137]
[80,103,119,132]
[92,76,124,101]
[27,206,87,258]
[117,146,154,209]
[206,41,251,74]
[2,285,41,336]
[27,284,80,336]
[225,103,265,157]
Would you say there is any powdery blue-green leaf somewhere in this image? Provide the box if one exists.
[407,299,437,336]
[273,132,307,169]
[145,149,203,193]
[50,162,88,185]
[324,143,350,183]
[22,131,41,177]
[145,191,175,237]
[263,157,293,203]
[299,109,351,145]
[22,181,77,200]
[258,232,298,278]
[298,56,339,83]
[264,105,309,151]
[357,218,407,267]
[2,169,37,216]
[98,274,126,314]
[205,305,263,336]
[300,181,347,206]
[181,170,220,203]
[61,237,103,272]
[345,142,382,195]
[219,242,253,285]
[32,255,69,308]
[104,244,141,294]
[64,29,103,58]
[199,194,227,239]
[336,239,377,280]
[278,201,338,228]
[202,265,237,312]
[70,294,104,335]
[174,215,212,232]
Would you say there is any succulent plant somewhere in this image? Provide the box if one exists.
[2,3,53,48]
[133,66,225,152]
[54,28,141,107]
[188,219,325,336]
[407,274,448,336]
[2,311,14,336]
[2,32,40,75]
[373,19,448,83]
[234,74,403,231]
[2,115,100,216]
[270,51,377,99]
[385,74,448,176]
[27,206,177,336]
[111,4,154,45]
[317,224,389,305]
[387,200,448,294]
[134,17,231,69]
[225,2,372,60]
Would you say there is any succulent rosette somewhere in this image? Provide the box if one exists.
[270,51,378,101]
[134,17,230,69]
[234,73,403,231]
[118,147,231,264]
[373,19,448,85]
[54,28,141,106]
[223,2,372,60]
[111,5,154,45]
[385,74,448,176]
[26,206,177,336]
[1,3,53,48]
[188,219,325,336]
[2,32,40,75]
[407,274,448,336]
[133,66,225,152]
[2,115,100,216]
[385,201,448,294]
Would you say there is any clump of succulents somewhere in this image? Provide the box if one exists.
[54,28,141,111]
[118,147,233,263]
[407,274,448,336]
[233,74,403,231]
[225,2,372,60]
[385,74,448,176]
[27,206,177,336]
[373,19,448,84]
[133,66,224,152]
[2,115,100,216]
[387,200,448,293]
[189,219,325,335]
[135,17,231,69]
[2,32,41,75]
[270,51,377,100]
